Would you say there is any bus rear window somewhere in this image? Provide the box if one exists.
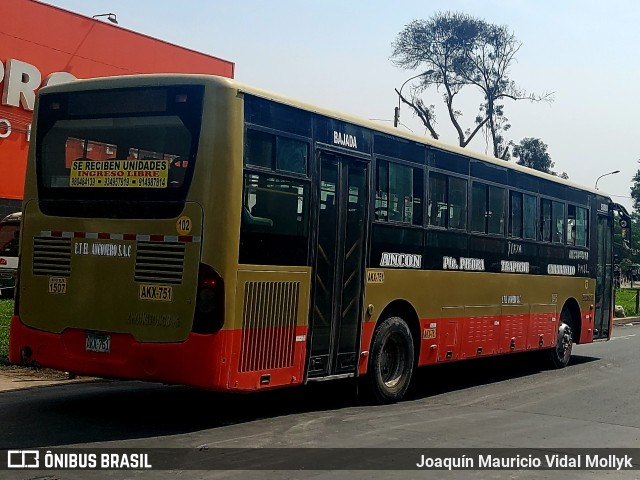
[35,85,203,215]
[42,116,191,189]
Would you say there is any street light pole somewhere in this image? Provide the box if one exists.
[394,70,434,128]
[92,13,118,24]
[595,170,620,190]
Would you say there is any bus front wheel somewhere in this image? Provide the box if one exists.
[547,308,573,368]
[367,317,415,404]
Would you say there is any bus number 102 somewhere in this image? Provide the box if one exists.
[176,216,192,235]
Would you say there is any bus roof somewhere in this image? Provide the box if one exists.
[38,74,611,200]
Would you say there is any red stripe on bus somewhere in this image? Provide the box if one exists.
[73,232,86,238]
[97,232,110,239]
[150,234,165,242]
[51,231,62,237]
[10,308,591,390]
[123,233,137,241]
[8,317,307,392]
[359,321,376,375]
[9,316,228,390]
[178,235,192,243]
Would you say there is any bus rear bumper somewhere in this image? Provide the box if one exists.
[8,315,225,390]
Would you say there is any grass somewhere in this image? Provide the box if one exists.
[0,298,12,363]
[615,288,639,317]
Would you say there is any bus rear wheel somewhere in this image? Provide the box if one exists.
[367,317,414,404]
[547,307,573,368]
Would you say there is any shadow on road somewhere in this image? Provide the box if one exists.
[407,352,599,399]
[0,352,599,449]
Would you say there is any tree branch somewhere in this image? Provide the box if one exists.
[396,89,439,139]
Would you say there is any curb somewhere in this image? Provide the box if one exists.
[613,316,640,325]
[614,319,640,324]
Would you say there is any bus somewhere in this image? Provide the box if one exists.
[9,74,631,403]
[0,211,21,298]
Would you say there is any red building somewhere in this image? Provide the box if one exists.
[0,0,234,217]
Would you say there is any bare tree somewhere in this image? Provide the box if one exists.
[391,11,552,159]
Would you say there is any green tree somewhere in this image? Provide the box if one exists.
[512,137,568,178]
[630,169,640,212]
[513,137,553,172]
[613,170,640,273]
[391,11,552,159]
[625,171,640,268]
[613,213,640,274]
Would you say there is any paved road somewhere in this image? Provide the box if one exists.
[2,323,640,479]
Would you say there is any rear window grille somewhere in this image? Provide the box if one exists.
[32,237,71,276]
[135,241,185,285]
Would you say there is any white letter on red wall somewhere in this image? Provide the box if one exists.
[2,59,42,111]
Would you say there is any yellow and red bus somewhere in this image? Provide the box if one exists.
[9,74,630,403]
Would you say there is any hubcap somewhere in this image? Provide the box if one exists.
[380,334,406,388]
[556,323,572,360]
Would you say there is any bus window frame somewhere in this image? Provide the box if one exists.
[243,125,312,181]
[373,155,425,229]
[567,203,590,248]
[34,85,204,207]
[469,179,507,238]
[426,167,468,232]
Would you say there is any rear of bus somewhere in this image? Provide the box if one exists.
[9,75,241,389]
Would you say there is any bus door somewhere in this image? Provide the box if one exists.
[594,213,613,339]
[308,152,369,378]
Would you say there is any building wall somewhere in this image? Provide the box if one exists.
[0,0,234,217]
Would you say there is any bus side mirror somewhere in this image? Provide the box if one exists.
[611,203,632,250]
[620,217,631,249]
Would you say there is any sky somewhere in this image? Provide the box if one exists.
[43,0,640,212]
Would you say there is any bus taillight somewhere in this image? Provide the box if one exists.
[193,263,225,334]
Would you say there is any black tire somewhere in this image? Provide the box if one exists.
[547,307,573,368]
[367,316,415,404]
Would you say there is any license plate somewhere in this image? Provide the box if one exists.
[48,277,67,294]
[139,284,173,302]
[86,333,111,353]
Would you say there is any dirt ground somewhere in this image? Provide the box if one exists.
[0,363,93,391]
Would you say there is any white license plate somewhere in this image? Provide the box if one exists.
[85,333,111,353]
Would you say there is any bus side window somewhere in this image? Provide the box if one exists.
[567,205,577,246]
[240,173,310,266]
[552,201,565,244]
[242,205,273,227]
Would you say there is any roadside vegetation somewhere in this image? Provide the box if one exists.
[0,298,11,364]
[615,288,639,317]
